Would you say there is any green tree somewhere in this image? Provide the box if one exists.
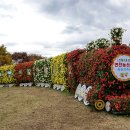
[0,44,12,66]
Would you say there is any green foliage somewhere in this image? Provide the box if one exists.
[0,44,12,66]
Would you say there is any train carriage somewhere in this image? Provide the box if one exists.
[33,58,51,87]
[0,65,16,87]
[66,49,85,93]
[15,61,34,87]
[51,53,67,91]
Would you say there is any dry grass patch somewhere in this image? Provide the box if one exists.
[0,87,130,130]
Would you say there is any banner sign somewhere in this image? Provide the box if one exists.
[111,54,130,81]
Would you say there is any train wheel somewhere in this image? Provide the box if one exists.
[105,101,111,112]
[83,98,90,105]
[95,100,105,110]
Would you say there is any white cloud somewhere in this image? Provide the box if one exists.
[1,0,130,57]
[0,0,67,56]
[109,0,130,7]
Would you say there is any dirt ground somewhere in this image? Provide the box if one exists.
[0,87,130,130]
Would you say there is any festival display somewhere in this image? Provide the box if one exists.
[74,39,130,113]
[0,65,15,87]
[33,58,51,87]
[15,61,34,86]
[51,53,67,91]
[0,27,130,114]
[85,45,130,113]
[66,49,85,93]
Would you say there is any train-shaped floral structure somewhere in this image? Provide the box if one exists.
[0,43,130,114]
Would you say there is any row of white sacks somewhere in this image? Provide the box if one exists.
[0,83,64,90]
[53,84,65,91]
[24,83,65,91]
[0,83,50,87]
[0,84,14,87]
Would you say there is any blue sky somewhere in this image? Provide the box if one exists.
[0,0,130,57]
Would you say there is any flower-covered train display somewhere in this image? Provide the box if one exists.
[0,27,130,114]
[76,44,130,114]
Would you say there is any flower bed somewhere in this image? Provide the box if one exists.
[33,58,51,85]
[66,49,85,93]
[0,65,16,84]
[15,61,34,84]
[51,53,67,89]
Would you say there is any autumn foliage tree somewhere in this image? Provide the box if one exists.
[12,52,28,63]
[27,54,44,61]
[0,44,12,66]
[12,52,44,63]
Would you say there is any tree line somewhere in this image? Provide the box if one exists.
[0,44,44,66]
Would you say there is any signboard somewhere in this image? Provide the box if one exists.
[111,54,130,81]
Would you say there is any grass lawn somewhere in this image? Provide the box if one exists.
[0,87,130,130]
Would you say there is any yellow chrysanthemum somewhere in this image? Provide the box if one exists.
[51,53,67,87]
